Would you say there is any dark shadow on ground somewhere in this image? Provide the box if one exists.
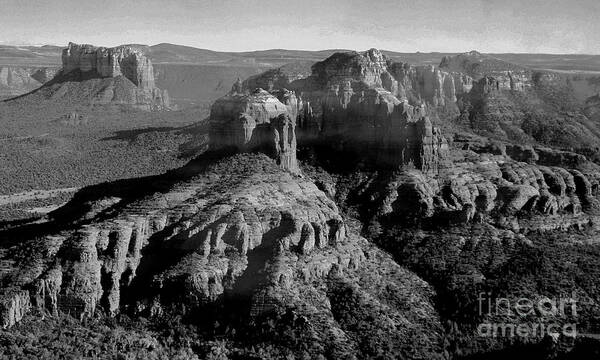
[101,126,180,142]
[99,120,210,158]
[2,69,105,102]
[0,148,235,246]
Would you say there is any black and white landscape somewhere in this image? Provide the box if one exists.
[1,1,600,359]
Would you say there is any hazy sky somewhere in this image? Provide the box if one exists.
[1,0,599,53]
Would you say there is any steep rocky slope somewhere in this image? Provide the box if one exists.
[0,153,444,358]
[209,87,299,173]
[205,49,600,357]
[4,43,171,110]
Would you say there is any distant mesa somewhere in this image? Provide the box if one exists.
[439,50,531,91]
[61,42,155,89]
[5,42,172,110]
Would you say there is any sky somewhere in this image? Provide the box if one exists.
[0,0,599,54]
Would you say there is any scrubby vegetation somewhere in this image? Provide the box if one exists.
[367,222,600,359]
[465,76,600,160]
[0,100,208,222]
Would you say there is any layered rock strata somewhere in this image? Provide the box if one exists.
[221,49,452,173]
[0,154,444,359]
[439,50,531,91]
[0,154,342,323]
[48,42,170,110]
[209,87,299,173]
[62,42,154,88]
[356,141,600,234]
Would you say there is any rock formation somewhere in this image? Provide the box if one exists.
[12,42,171,110]
[340,132,600,236]
[439,50,531,91]
[207,48,600,227]
[222,49,452,173]
[209,87,299,173]
[0,153,444,358]
[215,48,600,236]
[62,42,155,89]
[386,62,466,106]
[5,45,600,358]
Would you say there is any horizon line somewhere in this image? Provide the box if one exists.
[2,42,600,56]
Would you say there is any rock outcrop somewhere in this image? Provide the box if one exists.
[62,42,155,89]
[439,50,531,91]
[209,87,299,173]
[0,153,444,358]
[387,62,468,106]
[16,42,171,110]
[0,154,344,320]
[353,138,600,234]
[225,49,452,173]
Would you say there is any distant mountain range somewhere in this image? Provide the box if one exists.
[2,43,600,72]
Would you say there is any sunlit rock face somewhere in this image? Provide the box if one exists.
[58,42,170,110]
[209,87,299,174]
[62,42,155,88]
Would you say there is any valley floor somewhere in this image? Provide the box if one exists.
[0,100,209,223]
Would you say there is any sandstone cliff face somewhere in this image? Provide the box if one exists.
[389,64,459,106]
[62,42,155,88]
[311,48,389,88]
[50,42,170,110]
[223,49,452,173]
[307,49,465,108]
[209,88,299,173]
